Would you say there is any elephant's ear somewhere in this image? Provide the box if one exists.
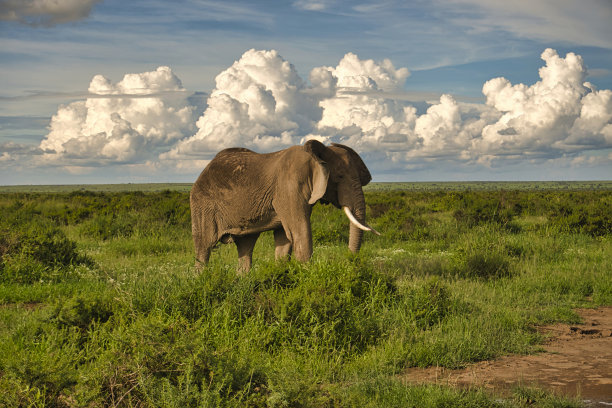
[304,140,329,204]
[331,143,372,186]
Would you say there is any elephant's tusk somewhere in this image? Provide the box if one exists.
[365,223,381,236]
[343,206,381,235]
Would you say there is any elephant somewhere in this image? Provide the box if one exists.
[190,139,379,272]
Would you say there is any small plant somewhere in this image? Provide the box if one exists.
[463,251,511,280]
[51,293,114,331]
[78,213,136,240]
[549,197,612,237]
[511,386,582,407]
[405,278,452,329]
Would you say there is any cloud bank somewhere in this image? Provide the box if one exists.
[0,0,101,26]
[33,48,612,176]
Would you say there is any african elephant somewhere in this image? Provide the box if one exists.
[190,139,379,272]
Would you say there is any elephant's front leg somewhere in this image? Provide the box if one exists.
[277,204,313,263]
[292,222,313,262]
[274,228,292,260]
[235,233,260,273]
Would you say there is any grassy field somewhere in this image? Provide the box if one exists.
[0,184,610,406]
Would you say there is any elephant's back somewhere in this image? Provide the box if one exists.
[192,148,276,198]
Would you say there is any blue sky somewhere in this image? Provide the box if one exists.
[1,0,611,184]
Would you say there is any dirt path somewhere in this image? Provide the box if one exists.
[402,307,612,405]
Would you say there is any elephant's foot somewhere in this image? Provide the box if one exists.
[235,233,260,273]
[274,229,292,260]
[237,257,252,274]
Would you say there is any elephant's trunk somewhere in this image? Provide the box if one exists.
[342,185,379,253]
[347,203,365,253]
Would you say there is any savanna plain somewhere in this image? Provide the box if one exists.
[0,182,610,407]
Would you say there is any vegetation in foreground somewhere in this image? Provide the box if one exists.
[0,185,610,407]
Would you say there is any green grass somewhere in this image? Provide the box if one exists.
[0,186,610,406]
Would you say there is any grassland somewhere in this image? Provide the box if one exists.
[0,183,610,406]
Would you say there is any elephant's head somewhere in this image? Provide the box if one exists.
[303,139,379,253]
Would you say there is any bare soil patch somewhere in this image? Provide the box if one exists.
[402,307,612,405]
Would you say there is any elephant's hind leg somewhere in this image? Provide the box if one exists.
[191,207,216,271]
[235,233,260,273]
[274,228,292,260]
[193,235,213,271]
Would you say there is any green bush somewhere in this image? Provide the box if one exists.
[0,319,82,405]
[549,197,612,236]
[374,209,420,240]
[227,260,395,354]
[76,311,267,407]
[51,293,114,331]
[0,221,91,284]
[78,213,136,239]
[150,190,191,227]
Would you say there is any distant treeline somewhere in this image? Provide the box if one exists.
[364,180,612,191]
[1,180,610,193]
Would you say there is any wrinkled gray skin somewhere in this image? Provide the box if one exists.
[190,140,374,272]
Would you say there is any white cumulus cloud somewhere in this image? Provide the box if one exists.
[477,48,612,159]
[40,66,198,165]
[163,49,322,161]
[310,53,418,150]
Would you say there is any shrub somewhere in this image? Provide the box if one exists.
[78,213,136,240]
[251,260,396,353]
[51,293,114,331]
[150,190,191,227]
[79,312,267,407]
[0,221,91,284]
[372,208,429,241]
[549,197,612,237]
